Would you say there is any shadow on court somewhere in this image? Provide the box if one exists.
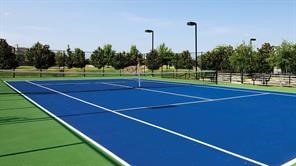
[0,142,84,158]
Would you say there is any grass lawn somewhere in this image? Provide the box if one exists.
[0,81,118,166]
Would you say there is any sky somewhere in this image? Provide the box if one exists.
[1,0,295,55]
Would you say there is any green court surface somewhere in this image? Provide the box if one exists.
[0,81,117,166]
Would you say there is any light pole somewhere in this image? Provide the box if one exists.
[145,29,154,51]
[145,29,154,75]
[250,38,256,47]
[187,21,198,79]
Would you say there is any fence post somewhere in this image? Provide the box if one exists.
[241,72,244,84]
[215,71,218,84]
[83,67,85,77]
[230,72,232,83]
[289,73,291,85]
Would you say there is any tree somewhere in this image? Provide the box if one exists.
[270,41,296,74]
[90,47,106,74]
[198,46,233,71]
[146,50,161,74]
[172,50,193,71]
[0,39,18,69]
[210,45,233,71]
[66,45,74,68]
[16,53,25,66]
[103,44,115,67]
[256,43,274,73]
[198,51,211,70]
[73,48,85,69]
[55,51,66,69]
[157,43,174,71]
[111,52,128,75]
[230,43,253,74]
[127,45,143,73]
[25,42,55,70]
[85,58,90,65]
[229,43,255,83]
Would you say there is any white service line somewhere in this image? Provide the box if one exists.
[101,82,211,100]
[143,79,296,98]
[26,80,268,166]
[282,157,296,166]
[139,88,211,100]
[114,93,270,112]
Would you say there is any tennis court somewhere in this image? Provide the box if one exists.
[4,78,296,166]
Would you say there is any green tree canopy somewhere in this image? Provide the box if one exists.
[157,43,174,68]
[209,45,233,71]
[72,48,85,68]
[229,43,253,73]
[127,45,142,66]
[270,41,296,74]
[55,51,65,68]
[146,50,161,73]
[25,42,55,70]
[256,43,274,73]
[66,45,74,68]
[16,52,25,66]
[111,52,128,73]
[103,44,115,66]
[0,39,18,69]
[90,47,106,74]
[172,50,193,70]
[199,46,233,71]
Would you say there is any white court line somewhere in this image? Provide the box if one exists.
[144,79,296,98]
[143,79,263,93]
[41,82,96,86]
[139,88,211,100]
[4,81,130,166]
[40,80,129,86]
[101,82,211,100]
[114,93,270,112]
[282,157,296,166]
[26,80,268,166]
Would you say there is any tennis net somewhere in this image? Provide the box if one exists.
[1,70,217,94]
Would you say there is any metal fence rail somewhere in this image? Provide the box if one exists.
[218,73,296,87]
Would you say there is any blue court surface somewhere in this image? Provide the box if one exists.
[5,79,296,166]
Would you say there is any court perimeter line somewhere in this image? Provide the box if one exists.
[26,80,268,166]
[39,80,129,86]
[101,82,211,100]
[4,81,130,166]
[143,79,296,98]
[282,157,296,166]
[114,93,270,112]
[143,79,263,93]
